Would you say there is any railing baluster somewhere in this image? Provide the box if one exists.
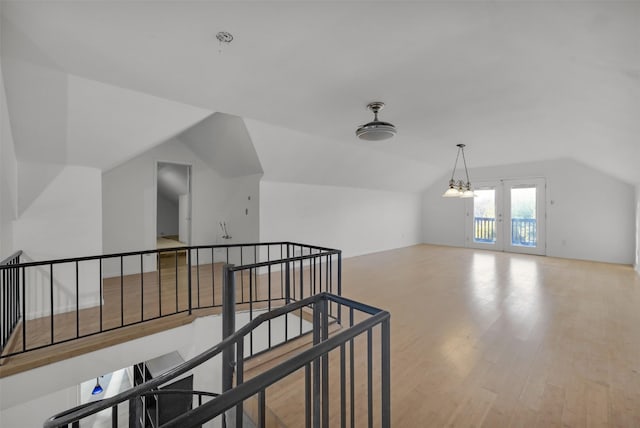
[279,245,284,299]
[268,264,272,349]
[5,267,9,347]
[159,252,162,317]
[3,267,7,350]
[222,264,236,394]
[22,266,26,352]
[50,264,54,344]
[140,254,144,322]
[99,259,103,332]
[367,327,373,428]
[120,256,124,327]
[258,390,266,428]
[196,248,200,310]
[236,337,244,428]
[240,248,244,303]
[340,343,346,428]
[299,257,303,335]
[188,248,193,315]
[175,249,178,313]
[249,267,253,356]
[381,318,391,428]
[337,252,342,324]
[111,404,117,428]
[211,247,216,307]
[321,298,329,428]
[75,261,79,338]
[350,307,355,428]
[305,363,312,428]
[313,300,321,428]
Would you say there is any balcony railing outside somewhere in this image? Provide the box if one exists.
[511,218,537,246]
[473,217,537,246]
[473,217,496,243]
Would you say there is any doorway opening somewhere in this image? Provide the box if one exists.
[156,162,191,253]
[466,178,546,255]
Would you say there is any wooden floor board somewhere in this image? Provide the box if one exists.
[2,244,640,427]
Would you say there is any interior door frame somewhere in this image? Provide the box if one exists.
[503,178,546,255]
[465,177,547,256]
[465,181,504,251]
[154,160,193,246]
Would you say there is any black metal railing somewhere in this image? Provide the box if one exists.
[1,250,23,355]
[0,242,341,361]
[44,292,391,428]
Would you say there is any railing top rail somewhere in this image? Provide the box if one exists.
[44,292,379,427]
[0,242,340,270]
[228,251,341,272]
[164,310,390,428]
[286,242,342,253]
[0,250,22,266]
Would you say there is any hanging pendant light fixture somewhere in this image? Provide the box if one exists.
[442,144,475,198]
[91,377,104,395]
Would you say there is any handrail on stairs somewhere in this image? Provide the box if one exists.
[44,292,391,428]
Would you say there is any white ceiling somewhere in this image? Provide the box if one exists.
[1,1,639,191]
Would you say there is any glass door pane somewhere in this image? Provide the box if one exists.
[510,186,537,247]
[504,178,546,255]
[473,189,497,244]
[467,183,503,250]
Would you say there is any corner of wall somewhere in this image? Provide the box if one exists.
[0,60,18,258]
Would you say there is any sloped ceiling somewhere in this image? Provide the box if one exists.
[179,113,263,178]
[1,1,638,190]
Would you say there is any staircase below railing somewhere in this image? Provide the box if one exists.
[44,292,391,428]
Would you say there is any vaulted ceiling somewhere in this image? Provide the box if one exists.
[1,1,639,192]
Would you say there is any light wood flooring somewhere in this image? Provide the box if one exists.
[343,245,640,427]
[3,244,640,427]
[249,245,640,427]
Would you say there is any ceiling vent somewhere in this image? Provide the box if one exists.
[355,102,397,141]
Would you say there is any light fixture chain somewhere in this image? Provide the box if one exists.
[460,146,470,185]
[450,146,461,181]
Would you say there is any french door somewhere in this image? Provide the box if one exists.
[466,178,546,255]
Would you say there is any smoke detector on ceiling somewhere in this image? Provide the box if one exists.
[355,101,397,141]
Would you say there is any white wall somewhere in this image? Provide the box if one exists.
[422,158,636,265]
[11,165,103,316]
[13,165,103,261]
[0,62,18,259]
[102,138,260,275]
[260,181,422,258]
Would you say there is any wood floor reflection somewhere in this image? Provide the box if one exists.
[337,245,640,427]
[3,244,640,426]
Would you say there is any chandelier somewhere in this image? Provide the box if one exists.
[442,144,474,198]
